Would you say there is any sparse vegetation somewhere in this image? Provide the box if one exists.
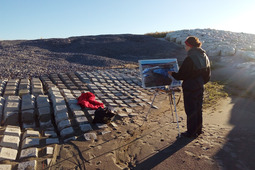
[145,31,172,38]
[203,81,228,108]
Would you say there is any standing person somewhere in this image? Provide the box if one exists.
[169,36,211,138]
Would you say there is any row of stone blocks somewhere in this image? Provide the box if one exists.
[48,87,93,140]
[40,72,88,92]
[0,125,55,169]
[75,71,150,108]
[1,78,44,97]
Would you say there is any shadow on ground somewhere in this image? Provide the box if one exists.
[214,96,255,170]
[132,137,193,170]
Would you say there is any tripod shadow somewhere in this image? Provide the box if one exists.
[133,137,194,170]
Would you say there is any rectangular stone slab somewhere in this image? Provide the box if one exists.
[22,130,40,140]
[0,164,12,170]
[4,125,21,137]
[21,137,40,149]
[17,160,37,170]
[19,147,38,159]
[0,147,18,161]
[0,135,20,149]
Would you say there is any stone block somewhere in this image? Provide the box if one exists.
[129,113,139,117]
[96,123,108,129]
[32,88,43,95]
[44,131,57,137]
[52,98,66,107]
[46,146,54,155]
[54,105,67,115]
[5,95,20,102]
[22,137,40,149]
[60,127,74,138]
[64,136,77,143]
[19,147,38,159]
[75,116,88,124]
[0,135,20,149]
[46,158,52,166]
[39,120,53,128]
[36,95,50,108]
[3,91,13,97]
[55,112,69,124]
[21,94,34,104]
[87,110,95,115]
[107,103,118,107]
[17,160,37,170]
[120,103,128,107]
[19,89,29,96]
[23,122,36,129]
[38,107,51,122]
[117,113,128,118]
[46,138,59,145]
[80,124,93,132]
[3,111,19,126]
[66,98,77,105]
[100,131,111,135]
[0,106,2,122]
[4,125,21,137]
[22,109,35,123]
[114,100,123,104]
[22,130,40,140]
[4,102,19,112]
[5,86,16,90]
[128,103,138,107]
[104,99,113,103]
[110,122,118,128]
[124,108,133,113]
[57,119,71,130]
[0,164,12,170]
[69,104,81,111]
[72,110,85,117]
[0,147,17,161]
[84,133,97,141]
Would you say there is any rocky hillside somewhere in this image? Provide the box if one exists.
[165,29,255,96]
[0,34,186,79]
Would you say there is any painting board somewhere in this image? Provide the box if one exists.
[139,58,181,88]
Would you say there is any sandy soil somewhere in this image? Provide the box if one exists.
[46,84,255,170]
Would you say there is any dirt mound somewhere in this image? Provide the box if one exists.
[0,34,186,79]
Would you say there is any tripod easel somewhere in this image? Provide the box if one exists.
[143,86,182,138]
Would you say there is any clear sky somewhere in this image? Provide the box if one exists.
[1,0,255,40]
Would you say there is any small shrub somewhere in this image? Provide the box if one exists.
[145,31,172,38]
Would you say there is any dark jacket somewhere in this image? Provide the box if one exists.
[172,47,211,91]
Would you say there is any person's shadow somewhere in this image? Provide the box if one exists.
[132,137,194,170]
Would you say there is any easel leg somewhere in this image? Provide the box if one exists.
[169,93,174,122]
[145,90,158,121]
[172,91,181,137]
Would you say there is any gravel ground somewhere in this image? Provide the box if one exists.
[0,34,186,79]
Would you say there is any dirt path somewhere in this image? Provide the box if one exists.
[46,87,255,170]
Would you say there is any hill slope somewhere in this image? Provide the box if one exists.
[0,34,186,79]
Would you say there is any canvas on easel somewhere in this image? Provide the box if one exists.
[139,58,181,89]
[139,58,182,137]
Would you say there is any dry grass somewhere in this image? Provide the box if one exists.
[203,81,228,108]
[145,31,172,38]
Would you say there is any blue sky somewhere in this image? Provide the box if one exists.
[1,0,255,40]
